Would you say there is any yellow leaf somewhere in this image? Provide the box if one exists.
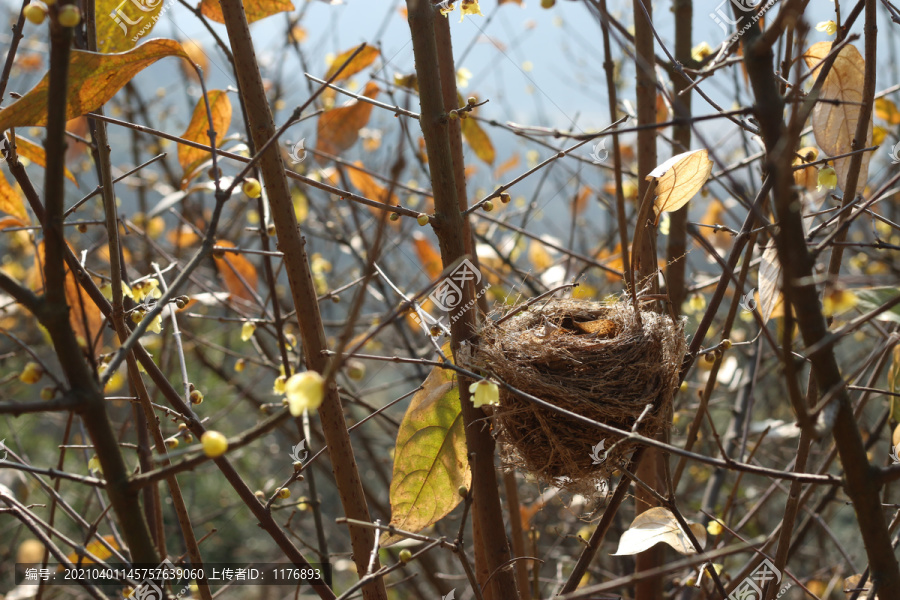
[96,0,166,53]
[66,535,119,565]
[6,134,77,185]
[648,149,712,220]
[573,186,591,215]
[179,40,208,82]
[383,366,469,545]
[0,170,29,223]
[200,0,293,23]
[178,90,232,186]
[461,115,495,165]
[803,42,872,195]
[0,40,188,132]
[412,233,443,280]
[528,240,554,271]
[345,161,400,222]
[493,152,519,180]
[315,82,380,159]
[213,241,259,302]
[875,97,900,124]
[323,45,379,83]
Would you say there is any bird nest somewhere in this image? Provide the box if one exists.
[466,298,686,497]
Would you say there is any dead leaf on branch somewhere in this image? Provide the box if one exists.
[178,90,232,187]
[6,134,77,185]
[0,40,189,132]
[803,42,872,195]
[315,82,380,159]
[213,241,259,303]
[648,149,712,222]
[200,0,294,24]
[758,240,782,325]
[383,363,469,546]
[612,506,706,556]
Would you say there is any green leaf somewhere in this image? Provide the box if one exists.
[889,346,900,423]
[856,287,900,324]
[382,365,469,545]
[0,39,188,133]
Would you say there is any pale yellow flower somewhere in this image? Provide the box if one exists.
[468,379,499,408]
[285,371,326,415]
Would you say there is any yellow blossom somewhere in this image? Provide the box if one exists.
[815,20,837,36]
[88,456,102,475]
[456,67,472,89]
[147,314,162,334]
[20,362,43,384]
[273,375,287,394]
[468,379,499,407]
[285,371,325,415]
[133,278,161,302]
[707,520,723,536]
[817,166,837,192]
[460,0,482,21]
[241,321,256,341]
[691,42,712,62]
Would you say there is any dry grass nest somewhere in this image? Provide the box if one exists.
[466,297,686,497]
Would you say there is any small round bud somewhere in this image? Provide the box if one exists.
[458,485,468,497]
[131,310,144,324]
[242,178,262,198]
[482,200,494,212]
[679,381,688,393]
[20,362,44,385]
[429,325,442,337]
[234,358,246,373]
[499,192,511,203]
[293,461,304,472]
[346,359,366,381]
[417,214,430,226]
[178,423,188,431]
[201,431,228,458]
[331,295,340,303]
[398,549,412,564]
[277,487,291,499]
[389,212,400,221]
[448,110,459,121]
[721,339,733,351]
[541,0,555,7]
[189,389,204,404]
[24,3,47,24]
[254,490,265,500]
[458,111,467,119]
[207,166,222,180]
[267,224,276,236]
[175,296,189,309]
[40,386,55,400]
[213,247,225,258]
[76,223,88,233]
[704,353,716,364]
[57,4,80,27]
[183,433,193,443]
[467,97,476,106]
[164,437,179,449]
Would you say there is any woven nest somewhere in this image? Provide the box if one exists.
[467,298,686,497]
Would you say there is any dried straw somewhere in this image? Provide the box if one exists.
[467,298,686,497]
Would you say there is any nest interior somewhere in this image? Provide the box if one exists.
[470,298,686,495]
